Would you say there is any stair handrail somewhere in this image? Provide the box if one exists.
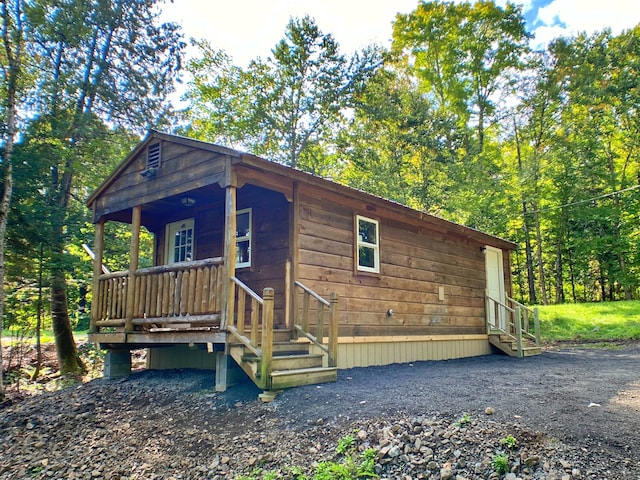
[294,281,338,368]
[507,296,541,347]
[228,277,275,388]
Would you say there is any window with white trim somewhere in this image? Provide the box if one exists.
[236,208,252,268]
[165,218,194,264]
[356,215,379,273]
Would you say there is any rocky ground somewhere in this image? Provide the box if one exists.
[1,342,639,479]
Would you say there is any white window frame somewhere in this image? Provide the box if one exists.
[355,215,380,273]
[235,208,252,269]
[165,218,194,264]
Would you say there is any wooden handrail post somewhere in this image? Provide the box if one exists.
[515,307,523,357]
[125,205,141,332]
[301,291,309,332]
[316,301,324,346]
[260,288,275,389]
[284,260,291,329]
[328,292,338,368]
[485,290,491,333]
[534,307,541,347]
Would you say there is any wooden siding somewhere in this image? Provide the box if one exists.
[296,184,491,337]
[93,141,228,222]
[234,185,290,327]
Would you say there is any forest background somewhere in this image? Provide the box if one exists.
[0,0,639,383]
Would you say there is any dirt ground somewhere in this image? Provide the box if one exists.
[1,342,639,478]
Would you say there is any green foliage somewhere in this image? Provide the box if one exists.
[500,435,518,449]
[492,453,510,475]
[185,15,380,170]
[537,300,640,342]
[336,434,355,455]
[455,413,472,427]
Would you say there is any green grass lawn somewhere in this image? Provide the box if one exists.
[1,329,87,344]
[537,300,640,342]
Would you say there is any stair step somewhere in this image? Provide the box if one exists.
[272,342,310,355]
[270,367,338,390]
[273,353,323,370]
[240,353,324,370]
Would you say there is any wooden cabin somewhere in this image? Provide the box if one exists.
[87,131,540,396]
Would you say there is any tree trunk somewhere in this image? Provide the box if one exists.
[0,0,25,398]
[533,204,549,305]
[554,239,564,303]
[49,164,85,376]
[50,240,85,376]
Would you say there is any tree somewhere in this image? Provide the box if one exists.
[0,0,29,397]
[16,0,185,376]
[392,0,531,154]
[185,15,380,172]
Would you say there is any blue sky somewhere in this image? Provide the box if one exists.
[160,0,639,65]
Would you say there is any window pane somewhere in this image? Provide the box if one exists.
[359,219,377,245]
[358,246,375,268]
[237,240,250,264]
[237,212,250,237]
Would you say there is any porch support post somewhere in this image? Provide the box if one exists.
[89,219,105,334]
[223,185,237,330]
[125,205,142,332]
[215,350,228,392]
[287,182,299,330]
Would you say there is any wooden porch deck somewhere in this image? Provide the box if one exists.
[89,257,339,395]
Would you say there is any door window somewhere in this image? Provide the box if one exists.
[166,218,194,264]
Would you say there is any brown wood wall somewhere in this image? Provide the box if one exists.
[153,184,290,326]
[94,141,228,222]
[296,184,490,337]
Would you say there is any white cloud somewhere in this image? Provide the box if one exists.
[536,0,640,37]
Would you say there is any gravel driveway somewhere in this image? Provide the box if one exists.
[1,343,639,479]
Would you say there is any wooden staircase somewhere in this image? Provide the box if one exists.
[229,329,337,391]
[225,277,339,397]
[485,294,542,358]
[489,332,542,357]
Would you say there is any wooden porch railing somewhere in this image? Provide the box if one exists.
[294,281,338,368]
[92,257,224,331]
[485,293,541,356]
[226,277,274,389]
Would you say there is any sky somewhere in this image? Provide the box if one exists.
[160,0,640,66]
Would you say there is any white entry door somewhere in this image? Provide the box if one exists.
[165,218,194,264]
[485,246,506,329]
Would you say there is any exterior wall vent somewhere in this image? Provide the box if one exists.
[147,142,161,169]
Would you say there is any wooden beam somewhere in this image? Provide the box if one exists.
[260,288,274,390]
[288,182,299,330]
[215,350,228,392]
[90,220,105,333]
[125,205,142,331]
[328,292,338,368]
[222,185,237,330]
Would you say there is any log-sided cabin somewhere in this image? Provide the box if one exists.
[87,131,540,397]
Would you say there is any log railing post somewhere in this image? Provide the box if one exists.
[328,292,338,368]
[125,205,141,332]
[260,288,274,389]
[90,220,105,333]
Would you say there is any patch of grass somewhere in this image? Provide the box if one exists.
[536,300,640,343]
[1,329,87,345]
